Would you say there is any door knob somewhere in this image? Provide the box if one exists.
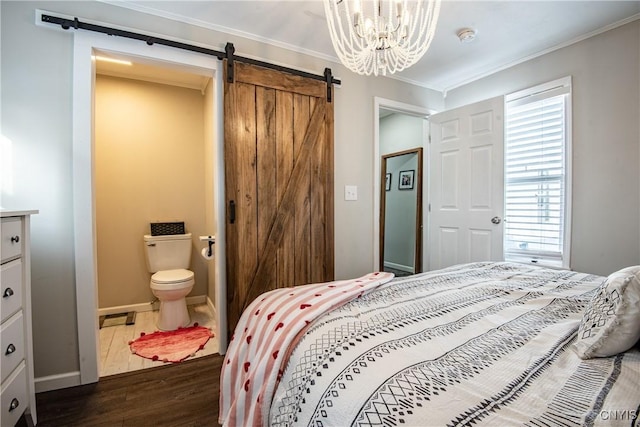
[5,343,15,355]
[491,216,502,225]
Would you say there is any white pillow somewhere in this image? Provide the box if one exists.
[574,266,640,359]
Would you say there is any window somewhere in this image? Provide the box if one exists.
[504,77,571,268]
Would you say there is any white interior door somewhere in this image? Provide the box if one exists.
[429,96,504,270]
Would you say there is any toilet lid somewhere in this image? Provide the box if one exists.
[151,269,194,284]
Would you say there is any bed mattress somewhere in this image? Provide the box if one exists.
[220,262,640,426]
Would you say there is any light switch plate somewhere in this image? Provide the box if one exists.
[345,185,358,201]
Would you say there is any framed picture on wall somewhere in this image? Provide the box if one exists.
[385,173,392,191]
[399,170,415,190]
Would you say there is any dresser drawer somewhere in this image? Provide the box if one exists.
[1,218,22,263]
[1,312,25,384]
[0,260,22,324]
[0,362,27,427]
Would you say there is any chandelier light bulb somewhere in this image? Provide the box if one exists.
[323,0,441,76]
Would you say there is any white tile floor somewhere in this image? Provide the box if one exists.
[98,303,219,377]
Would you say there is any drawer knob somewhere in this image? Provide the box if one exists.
[9,398,19,412]
[5,343,16,355]
[3,288,13,298]
[10,235,19,244]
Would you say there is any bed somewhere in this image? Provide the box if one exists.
[219,261,640,426]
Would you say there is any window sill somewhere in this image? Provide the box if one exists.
[504,255,569,271]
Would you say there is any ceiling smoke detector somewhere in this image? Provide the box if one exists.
[457,28,477,43]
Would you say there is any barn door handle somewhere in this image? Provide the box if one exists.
[229,200,236,224]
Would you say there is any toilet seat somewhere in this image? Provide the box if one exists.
[151,269,194,290]
[151,269,194,283]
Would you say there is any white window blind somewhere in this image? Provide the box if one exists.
[504,77,571,268]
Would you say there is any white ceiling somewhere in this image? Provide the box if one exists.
[102,0,640,92]
[95,57,213,92]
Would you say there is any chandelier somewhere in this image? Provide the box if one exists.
[323,0,441,76]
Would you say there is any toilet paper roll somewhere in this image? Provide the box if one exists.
[201,247,214,260]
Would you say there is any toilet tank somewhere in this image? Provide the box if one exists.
[144,233,192,272]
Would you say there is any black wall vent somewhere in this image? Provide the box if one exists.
[150,222,186,236]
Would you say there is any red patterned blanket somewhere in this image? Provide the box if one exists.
[219,272,394,426]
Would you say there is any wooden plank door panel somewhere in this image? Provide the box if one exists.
[275,91,295,288]
[243,101,326,306]
[311,97,327,284]
[224,80,259,316]
[224,62,334,333]
[293,94,311,286]
[256,86,277,293]
[234,62,326,98]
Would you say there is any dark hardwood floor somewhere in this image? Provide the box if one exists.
[29,354,224,426]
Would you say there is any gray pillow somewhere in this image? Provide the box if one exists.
[574,266,640,359]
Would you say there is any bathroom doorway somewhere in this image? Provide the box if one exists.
[71,32,226,386]
[94,59,218,376]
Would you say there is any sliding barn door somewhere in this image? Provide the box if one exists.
[224,62,334,334]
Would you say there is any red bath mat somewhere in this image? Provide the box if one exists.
[129,324,214,363]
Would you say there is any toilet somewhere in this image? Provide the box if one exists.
[143,233,195,331]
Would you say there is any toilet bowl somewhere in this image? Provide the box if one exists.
[150,269,195,331]
[144,232,195,331]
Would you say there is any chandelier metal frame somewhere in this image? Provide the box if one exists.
[323,0,441,76]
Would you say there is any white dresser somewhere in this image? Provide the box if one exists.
[1,210,37,426]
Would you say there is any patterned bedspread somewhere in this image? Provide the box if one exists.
[220,272,395,426]
[265,262,640,426]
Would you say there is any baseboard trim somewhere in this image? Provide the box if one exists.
[98,295,208,316]
[206,296,218,334]
[35,371,81,393]
[39,296,210,393]
[206,296,217,322]
[383,261,413,273]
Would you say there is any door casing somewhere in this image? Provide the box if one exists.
[71,30,226,388]
[373,98,433,272]
[380,148,424,274]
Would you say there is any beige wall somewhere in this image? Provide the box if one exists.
[95,75,209,308]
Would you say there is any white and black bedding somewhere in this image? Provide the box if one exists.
[220,262,640,426]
